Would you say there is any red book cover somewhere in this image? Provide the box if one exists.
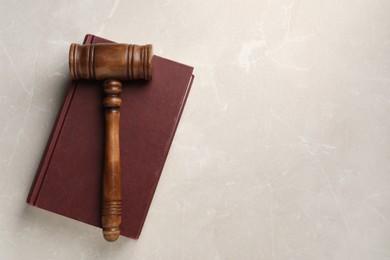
[27,34,194,239]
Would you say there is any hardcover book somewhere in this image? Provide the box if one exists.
[27,34,194,239]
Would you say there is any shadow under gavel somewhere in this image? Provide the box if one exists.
[69,43,153,242]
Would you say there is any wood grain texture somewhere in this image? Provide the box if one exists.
[102,79,122,242]
[68,42,153,242]
[69,43,153,80]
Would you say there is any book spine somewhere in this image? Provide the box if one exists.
[26,34,95,205]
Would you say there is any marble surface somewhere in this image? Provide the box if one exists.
[1,0,390,259]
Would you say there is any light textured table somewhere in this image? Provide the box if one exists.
[1,1,389,259]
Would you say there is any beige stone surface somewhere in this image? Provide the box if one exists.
[1,0,390,259]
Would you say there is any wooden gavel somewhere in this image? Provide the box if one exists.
[69,43,153,241]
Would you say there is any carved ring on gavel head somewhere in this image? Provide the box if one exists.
[69,43,153,242]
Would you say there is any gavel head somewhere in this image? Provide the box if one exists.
[69,43,153,81]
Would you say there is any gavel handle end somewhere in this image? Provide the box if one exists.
[102,200,122,242]
[103,227,120,242]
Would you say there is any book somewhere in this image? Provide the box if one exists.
[27,34,194,239]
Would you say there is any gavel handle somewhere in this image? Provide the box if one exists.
[102,79,122,242]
